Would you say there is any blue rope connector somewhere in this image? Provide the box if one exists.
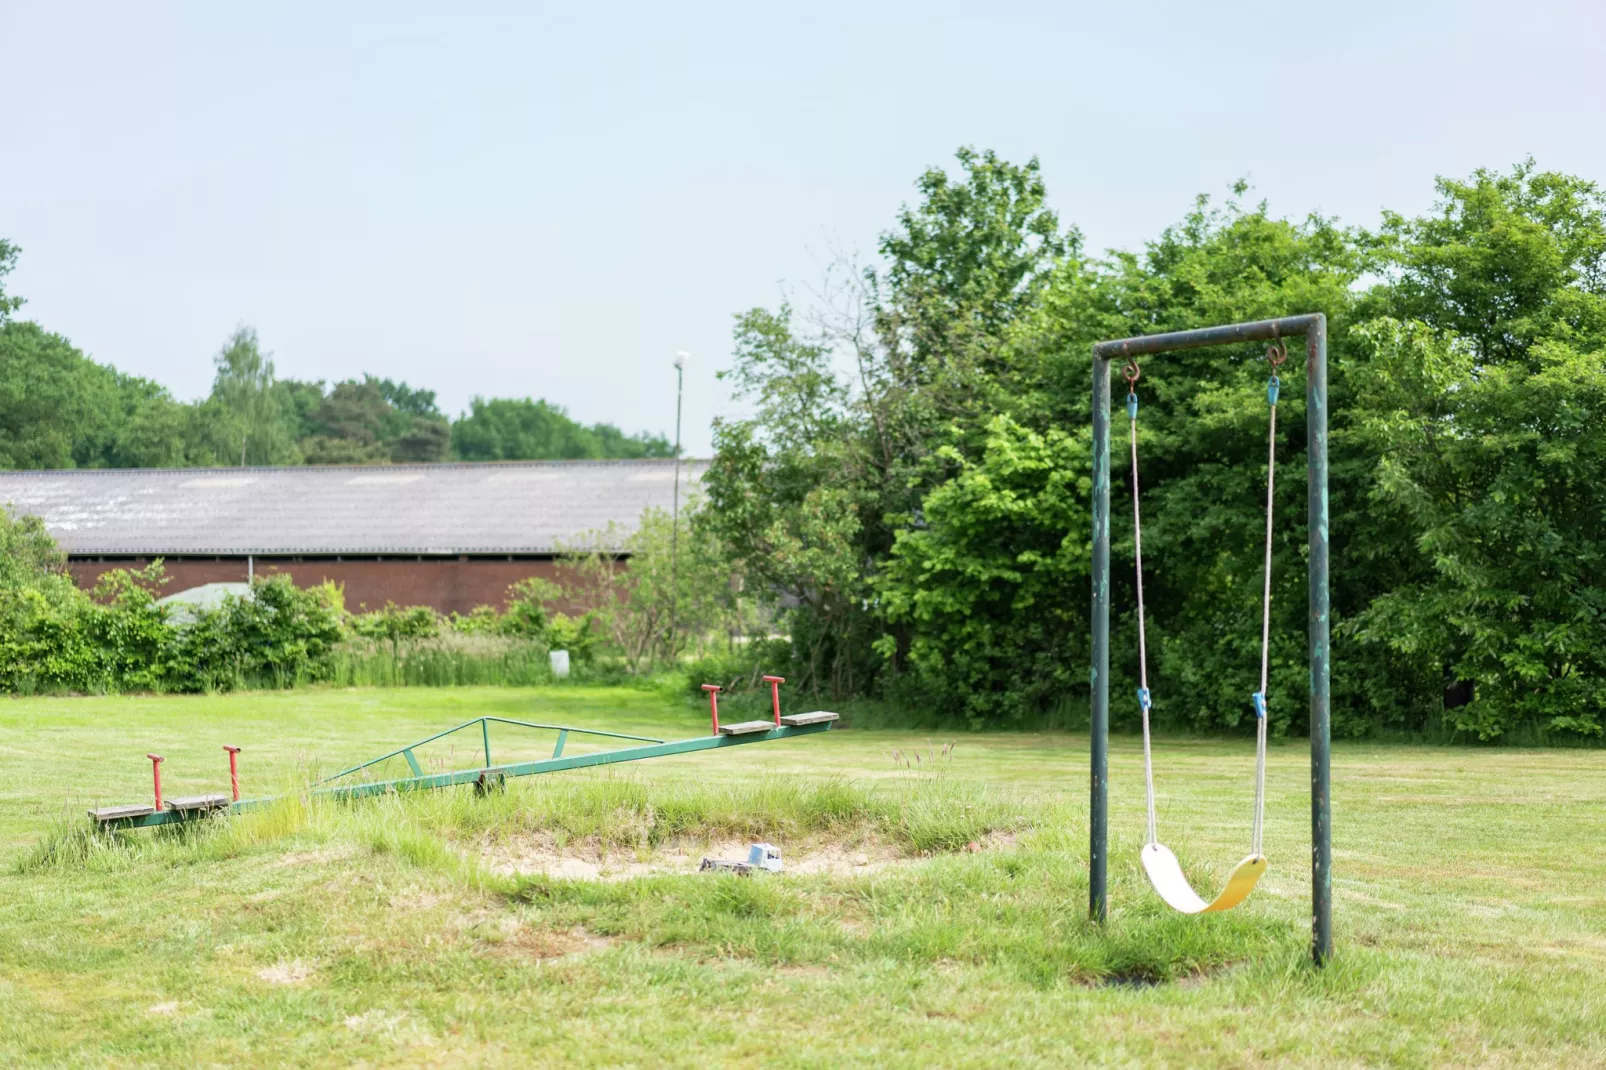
[1127,392,1139,421]
[1267,375,1280,406]
[1252,691,1267,719]
[1136,687,1151,713]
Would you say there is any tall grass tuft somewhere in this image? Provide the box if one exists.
[326,633,556,688]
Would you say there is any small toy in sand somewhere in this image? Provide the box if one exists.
[699,843,783,875]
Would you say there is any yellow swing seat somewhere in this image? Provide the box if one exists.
[1140,843,1267,914]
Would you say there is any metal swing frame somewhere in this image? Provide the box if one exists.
[1088,314,1333,967]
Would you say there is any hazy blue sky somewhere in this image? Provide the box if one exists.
[4,1,1602,455]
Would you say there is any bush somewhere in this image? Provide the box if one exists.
[683,637,794,696]
[167,576,345,691]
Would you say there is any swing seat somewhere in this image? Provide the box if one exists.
[1141,842,1267,914]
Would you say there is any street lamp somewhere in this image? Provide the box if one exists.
[670,352,687,662]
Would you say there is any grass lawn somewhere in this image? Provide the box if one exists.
[1,686,1603,1067]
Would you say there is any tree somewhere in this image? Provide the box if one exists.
[703,306,872,694]
[876,417,1090,726]
[1347,323,1606,739]
[0,240,23,323]
[0,321,122,469]
[1372,161,1606,364]
[301,379,392,463]
[452,397,670,461]
[555,506,733,672]
[877,147,1070,373]
[207,327,295,466]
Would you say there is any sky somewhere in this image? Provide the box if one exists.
[3,1,1603,457]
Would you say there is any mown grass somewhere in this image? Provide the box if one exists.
[1,687,1603,1067]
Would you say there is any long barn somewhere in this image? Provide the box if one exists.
[0,460,705,614]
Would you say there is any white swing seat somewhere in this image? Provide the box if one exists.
[1141,842,1267,914]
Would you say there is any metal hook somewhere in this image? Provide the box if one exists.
[1122,358,1141,386]
[1266,340,1288,369]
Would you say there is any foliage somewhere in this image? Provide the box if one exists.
[556,506,736,673]
[682,637,795,697]
[703,306,870,695]
[1371,161,1606,362]
[498,577,560,640]
[169,576,346,690]
[0,322,198,469]
[703,153,1606,740]
[349,602,442,668]
[451,396,672,461]
[204,327,298,466]
[1346,323,1606,739]
[0,238,21,323]
[449,605,504,635]
[875,417,1090,727]
[327,632,556,688]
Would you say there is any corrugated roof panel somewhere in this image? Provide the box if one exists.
[0,460,707,555]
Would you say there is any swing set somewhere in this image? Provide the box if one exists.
[1089,314,1333,967]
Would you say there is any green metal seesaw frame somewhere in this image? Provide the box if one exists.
[89,677,838,832]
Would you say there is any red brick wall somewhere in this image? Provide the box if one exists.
[66,557,571,616]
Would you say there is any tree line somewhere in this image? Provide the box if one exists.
[0,251,672,470]
[701,151,1606,742]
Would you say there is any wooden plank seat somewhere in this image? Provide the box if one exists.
[718,720,779,735]
[88,804,156,824]
[779,711,839,727]
[164,793,231,813]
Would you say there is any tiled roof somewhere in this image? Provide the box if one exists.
[0,460,706,556]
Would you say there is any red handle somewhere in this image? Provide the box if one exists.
[223,745,241,802]
[762,675,785,725]
[146,753,165,811]
[701,684,722,734]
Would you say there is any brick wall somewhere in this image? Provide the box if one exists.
[66,557,571,615]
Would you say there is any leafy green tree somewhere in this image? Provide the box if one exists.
[206,327,296,466]
[104,376,198,468]
[370,376,442,418]
[0,240,23,323]
[1347,323,1606,739]
[877,147,1069,377]
[0,322,122,469]
[1372,161,1606,363]
[875,417,1090,726]
[300,378,393,463]
[554,506,732,672]
[388,416,450,462]
[452,397,670,460]
[703,306,872,693]
[708,150,1073,699]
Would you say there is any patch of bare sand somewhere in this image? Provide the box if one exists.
[274,845,357,869]
[256,959,314,985]
[481,830,1020,881]
[459,911,615,961]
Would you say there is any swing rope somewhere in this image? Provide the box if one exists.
[1124,360,1159,848]
[1126,339,1284,860]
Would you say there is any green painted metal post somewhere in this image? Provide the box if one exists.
[1090,345,1112,923]
[482,718,492,768]
[1090,314,1332,966]
[552,729,568,758]
[1307,315,1333,966]
[402,748,423,776]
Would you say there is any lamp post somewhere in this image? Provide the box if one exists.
[670,352,687,663]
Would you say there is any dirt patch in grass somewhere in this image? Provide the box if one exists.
[479,831,1018,881]
[478,819,1027,880]
[256,959,314,985]
[274,846,356,869]
[463,914,615,961]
